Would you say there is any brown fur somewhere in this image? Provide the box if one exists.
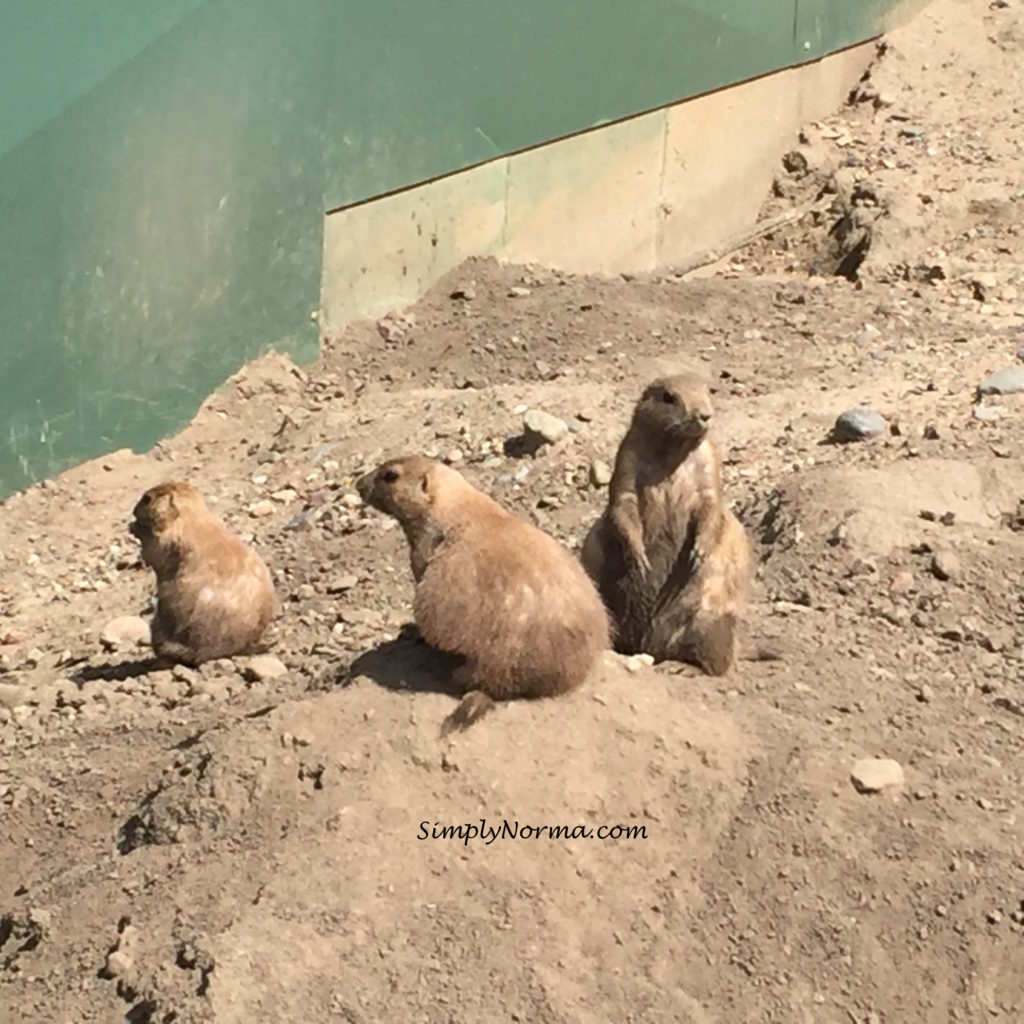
[581,373,751,675]
[356,456,611,733]
[129,481,276,666]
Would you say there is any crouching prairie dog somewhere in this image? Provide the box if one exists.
[129,481,276,666]
[356,455,611,735]
[581,372,751,675]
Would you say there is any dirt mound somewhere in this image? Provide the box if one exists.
[3,1,1024,1021]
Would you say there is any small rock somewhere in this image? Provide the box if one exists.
[916,684,935,703]
[624,654,655,673]
[249,500,274,518]
[832,406,888,443]
[972,404,1001,422]
[565,417,584,434]
[444,448,464,465]
[931,549,961,582]
[271,488,298,503]
[172,665,198,684]
[244,655,288,682]
[978,366,1024,396]
[855,323,883,347]
[508,286,532,298]
[104,949,134,978]
[987,909,1003,925]
[450,283,476,301]
[590,460,612,488]
[923,422,940,440]
[327,574,359,594]
[523,410,569,446]
[340,493,362,509]
[890,571,915,595]
[850,757,905,794]
[0,683,28,709]
[100,616,150,652]
[151,678,181,704]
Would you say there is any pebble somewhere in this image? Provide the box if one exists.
[100,616,150,651]
[850,757,905,794]
[151,678,182,704]
[0,682,28,709]
[340,493,362,509]
[917,684,935,703]
[972,404,1001,422]
[508,286,532,298]
[890,571,915,595]
[450,283,476,301]
[189,677,232,701]
[624,654,655,673]
[249,500,274,518]
[244,655,288,682]
[444,448,464,465]
[832,406,887,442]
[978,366,1024,396]
[855,324,883,347]
[523,410,569,446]
[328,574,359,593]
[590,460,612,488]
[931,549,961,582]
[104,949,134,978]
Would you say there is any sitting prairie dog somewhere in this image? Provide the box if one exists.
[129,481,276,666]
[581,373,750,675]
[356,455,611,734]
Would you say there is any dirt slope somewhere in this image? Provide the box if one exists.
[2,1,1023,1021]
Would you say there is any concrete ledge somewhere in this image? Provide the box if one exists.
[320,40,877,333]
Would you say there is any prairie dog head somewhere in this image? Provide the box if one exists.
[633,373,713,442]
[129,482,210,570]
[356,455,469,528]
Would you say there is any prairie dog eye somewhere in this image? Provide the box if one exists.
[381,468,400,484]
[661,390,677,404]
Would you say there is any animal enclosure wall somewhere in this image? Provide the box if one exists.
[0,0,927,498]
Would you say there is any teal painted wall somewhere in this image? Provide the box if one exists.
[0,0,916,498]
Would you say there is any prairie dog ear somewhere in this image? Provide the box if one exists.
[150,490,179,527]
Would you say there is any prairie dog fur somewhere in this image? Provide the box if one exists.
[581,373,750,674]
[129,481,275,666]
[356,456,611,734]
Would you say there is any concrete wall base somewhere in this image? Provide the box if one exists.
[320,41,877,333]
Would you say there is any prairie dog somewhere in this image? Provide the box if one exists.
[356,456,610,734]
[129,481,275,666]
[581,373,750,674]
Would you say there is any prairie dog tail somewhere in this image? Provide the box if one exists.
[440,691,496,737]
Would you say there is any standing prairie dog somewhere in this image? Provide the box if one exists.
[356,455,611,734]
[581,373,750,674]
[129,481,276,666]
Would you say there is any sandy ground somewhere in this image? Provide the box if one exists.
[2,1,1023,1021]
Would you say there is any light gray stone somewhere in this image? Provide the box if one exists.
[832,406,888,442]
[851,757,905,794]
[523,410,569,446]
[100,616,150,651]
[978,366,1024,396]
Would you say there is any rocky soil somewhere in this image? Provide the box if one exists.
[2,1,1023,1021]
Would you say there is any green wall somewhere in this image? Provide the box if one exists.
[0,0,916,498]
